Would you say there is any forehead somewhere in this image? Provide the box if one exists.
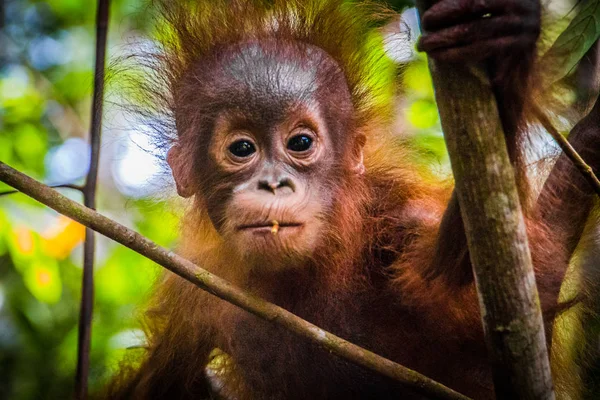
[197,40,348,121]
[224,42,319,103]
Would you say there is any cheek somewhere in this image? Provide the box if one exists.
[199,164,252,231]
[205,199,228,232]
[201,182,236,232]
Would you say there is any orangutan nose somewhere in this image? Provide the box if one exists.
[257,176,296,194]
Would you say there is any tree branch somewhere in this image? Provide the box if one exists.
[0,183,83,196]
[0,161,471,400]
[533,105,600,198]
[415,2,555,399]
[75,0,110,399]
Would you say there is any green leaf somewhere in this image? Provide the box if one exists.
[543,0,600,83]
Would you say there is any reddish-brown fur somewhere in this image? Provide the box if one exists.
[105,1,600,399]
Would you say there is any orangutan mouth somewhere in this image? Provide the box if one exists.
[237,221,303,235]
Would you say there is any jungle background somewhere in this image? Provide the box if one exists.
[0,0,587,399]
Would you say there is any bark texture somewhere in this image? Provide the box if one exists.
[416,2,555,399]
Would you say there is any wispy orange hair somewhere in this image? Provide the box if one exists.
[147,0,398,130]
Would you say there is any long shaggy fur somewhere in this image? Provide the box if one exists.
[102,0,600,399]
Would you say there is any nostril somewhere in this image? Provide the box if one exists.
[258,180,276,194]
[257,178,296,194]
[279,178,296,193]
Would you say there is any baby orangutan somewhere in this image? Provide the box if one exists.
[106,0,600,399]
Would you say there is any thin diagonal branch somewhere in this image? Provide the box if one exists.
[533,105,600,197]
[75,0,110,399]
[0,161,471,400]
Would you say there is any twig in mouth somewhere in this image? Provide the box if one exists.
[271,220,280,235]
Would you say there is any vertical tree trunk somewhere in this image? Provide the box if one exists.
[415,3,555,399]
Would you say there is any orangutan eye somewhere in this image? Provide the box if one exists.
[287,134,313,152]
[229,140,256,157]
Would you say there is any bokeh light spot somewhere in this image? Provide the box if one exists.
[14,226,35,255]
[45,137,90,184]
[24,262,62,304]
[43,215,85,259]
[112,128,163,198]
[0,65,30,100]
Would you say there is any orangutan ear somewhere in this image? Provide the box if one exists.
[351,134,366,175]
[167,145,194,198]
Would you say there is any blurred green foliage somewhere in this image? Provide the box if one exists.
[0,0,180,398]
[0,0,447,399]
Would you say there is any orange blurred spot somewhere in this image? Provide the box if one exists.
[43,215,85,259]
[36,269,52,286]
[14,226,34,254]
